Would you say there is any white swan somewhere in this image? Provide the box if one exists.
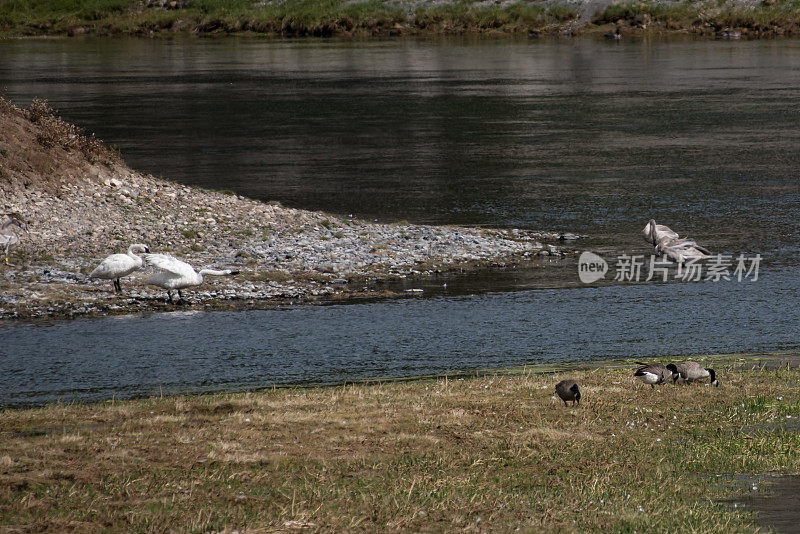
[654,236,710,258]
[90,243,150,292]
[642,219,679,246]
[0,213,27,263]
[145,253,239,303]
[655,237,710,263]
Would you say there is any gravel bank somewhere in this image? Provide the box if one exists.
[1,98,573,320]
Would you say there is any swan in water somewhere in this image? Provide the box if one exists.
[145,253,239,303]
[655,236,710,263]
[642,219,679,245]
[1,213,27,263]
[90,243,150,292]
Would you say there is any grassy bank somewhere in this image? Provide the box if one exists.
[1,0,799,38]
[0,0,577,37]
[1,356,799,531]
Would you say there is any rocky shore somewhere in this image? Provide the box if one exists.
[0,98,573,320]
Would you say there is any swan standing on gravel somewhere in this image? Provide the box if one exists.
[144,253,239,303]
[90,243,150,292]
[1,213,27,263]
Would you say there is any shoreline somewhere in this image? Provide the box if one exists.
[1,353,798,531]
[0,0,798,40]
[4,350,794,409]
[0,97,575,321]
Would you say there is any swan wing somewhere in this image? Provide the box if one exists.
[90,253,140,279]
[147,270,182,289]
[145,254,197,277]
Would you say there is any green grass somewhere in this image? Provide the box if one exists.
[2,0,799,37]
[414,0,578,32]
[1,357,799,531]
[593,1,701,25]
[593,0,800,30]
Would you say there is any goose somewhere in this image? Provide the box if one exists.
[605,27,622,40]
[145,253,239,303]
[666,362,719,387]
[642,219,679,246]
[555,379,581,406]
[89,244,150,292]
[0,213,27,262]
[633,362,671,389]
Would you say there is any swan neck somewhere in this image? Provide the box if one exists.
[127,245,142,261]
[198,269,229,276]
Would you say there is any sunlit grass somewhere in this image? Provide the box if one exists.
[593,0,800,29]
[1,358,799,531]
[1,0,798,36]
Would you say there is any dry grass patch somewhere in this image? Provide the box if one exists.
[0,361,799,531]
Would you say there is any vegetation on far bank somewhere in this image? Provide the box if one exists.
[1,355,799,531]
[1,0,799,38]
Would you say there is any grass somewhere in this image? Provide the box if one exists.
[22,98,115,165]
[1,356,799,531]
[593,0,800,31]
[8,0,798,39]
[414,0,576,32]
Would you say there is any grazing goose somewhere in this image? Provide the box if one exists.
[642,219,679,246]
[90,243,150,293]
[145,253,239,303]
[666,362,719,387]
[633,362,671,389]
[0,213,27,262]
[555,379,581,406]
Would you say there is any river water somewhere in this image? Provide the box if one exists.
[1,37,799,406]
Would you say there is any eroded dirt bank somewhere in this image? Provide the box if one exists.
[0,97,573,320]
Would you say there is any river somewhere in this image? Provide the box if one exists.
[1,36,799,406]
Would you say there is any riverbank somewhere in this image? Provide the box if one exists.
[0,97,572,320]
[0,0,798,39]
[1,354,798,531]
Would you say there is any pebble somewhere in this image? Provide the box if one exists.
[2,165,572,319]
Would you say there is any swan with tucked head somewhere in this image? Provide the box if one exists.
[90,243,150,292]
[642,219,679,246]
[655,236,710,263]
[145,253,239,303]
[1,213,28,262]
